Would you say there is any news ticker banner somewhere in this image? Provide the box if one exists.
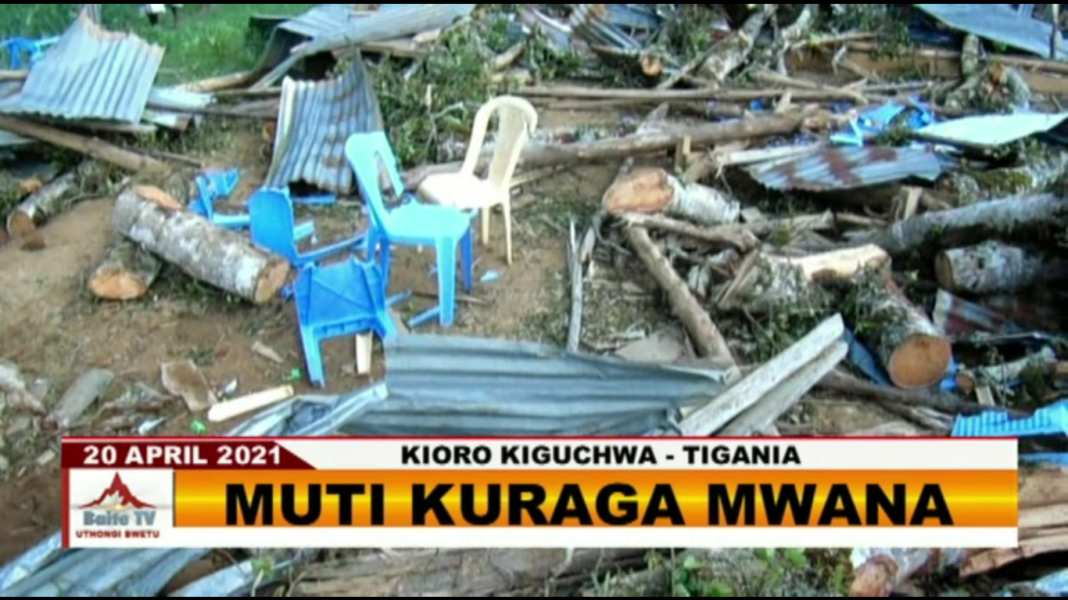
[61,437,1019,549]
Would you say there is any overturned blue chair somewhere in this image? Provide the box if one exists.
[1,36,58,70]
[294,258,397,387]
[248,188,362,268]
[188,169,251,230]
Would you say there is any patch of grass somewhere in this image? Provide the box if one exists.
[0,4,314,84]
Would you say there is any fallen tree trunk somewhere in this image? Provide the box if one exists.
[956,346,1059,395]
[846,194,1068,256]
[523,84,858,104]
[604,167,740,226]
[717,244,891,313]
[403,114,806,187]
[935,240,1067,294]
[0,116,163,172]
[5,162,104,237]
[854,279,952,389]
[47,369,114,429]
[113,186,290,304]
[624,225,734,365]
[89,238,163,301]
[680,314,845,435]
[939,152,1068,205]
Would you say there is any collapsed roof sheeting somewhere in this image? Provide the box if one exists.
[264,55,383,194]
[0,13,163,123]
[913,4,1068,60]
[916,112,1068,149]
[746,146,944,191]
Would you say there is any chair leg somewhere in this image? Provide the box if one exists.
[435,238,458,327]
[461,228,474,293]
[480,206,491,247]
[502,198,513,266]
[355,333,373,376]
[380,241,392,290]
[299,328,327,387]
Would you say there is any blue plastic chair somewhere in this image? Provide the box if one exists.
[248,188,364,269]
[1,36,59,70]
[345,131,476,328]
[294,258,398,387]
[188,169,255,231]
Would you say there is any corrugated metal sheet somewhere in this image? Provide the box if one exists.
[265,55,383,194]
[255,4,476,89]
[914,4,1068,60]
[745,146,944,191]
[0,13,163,123]
[570,4,644,51]
[916,112,1068,149]
[277,3,415,39]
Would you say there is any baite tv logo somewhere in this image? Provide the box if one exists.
[76,473,161,539]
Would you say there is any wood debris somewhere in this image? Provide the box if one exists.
[161,360,217,413]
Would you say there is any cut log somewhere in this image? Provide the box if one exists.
[846,193,1068,256]
[680,314,845,436]
[624,224,734,365]
[956,346,1058,396]
[718,244,891,313]
[6,162,102,237]
[47,369,114,429]
[0,361,46,414]
[113,186,290,304]
[961,534,1068,578]
[851,549,967,597]
[935,241,1067,294]
[89,238,163,301]
[0,116,163,172]
[854,279,952,389]
[178,70,254,93]
[939,152,1068,205]
[604,167,740,226]
[524,84,859,104]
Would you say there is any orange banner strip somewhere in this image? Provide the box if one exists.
[176,470,1018,528]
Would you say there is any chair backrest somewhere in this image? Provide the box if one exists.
[295,258,397,338]
[460,96,538,191]
[345,132,406,231]
[248,188,299,262]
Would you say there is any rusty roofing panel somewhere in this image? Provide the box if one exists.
[265,55,383,194]
[0,13,163,123]
[745,146,944,191]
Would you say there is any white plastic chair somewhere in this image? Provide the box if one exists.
[417,96,538,266]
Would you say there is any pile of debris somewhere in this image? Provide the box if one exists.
[2,2,1068,597]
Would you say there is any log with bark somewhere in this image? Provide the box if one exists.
[603,167,740,227]
[853,279,952,390]
[955,346,1059,396]
[6,162,106,237]
[717,244,891,313]
[0,116,163,172]
[845,193,1068,256]
[935,240,1068,295]
[819,369,1025,417]
[47,369,114,430]
[620,213,759,252]
[938,152,1068,205]
[680,314,845,436]
[89,237,164,301]
[624,225,734,366]
[112,186,290,304]
[403,113,807,188]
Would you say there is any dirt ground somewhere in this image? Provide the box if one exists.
[0,111,642,563]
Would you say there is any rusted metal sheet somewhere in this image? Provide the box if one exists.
[0,13,163,123]
[745,146,944,191]
[265,55,383,194]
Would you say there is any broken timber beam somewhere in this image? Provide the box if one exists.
[680,314,845,436]
[113,186,290,304]
[604,167,740,226]
[620,213,759,252]
[0,116,163,172]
